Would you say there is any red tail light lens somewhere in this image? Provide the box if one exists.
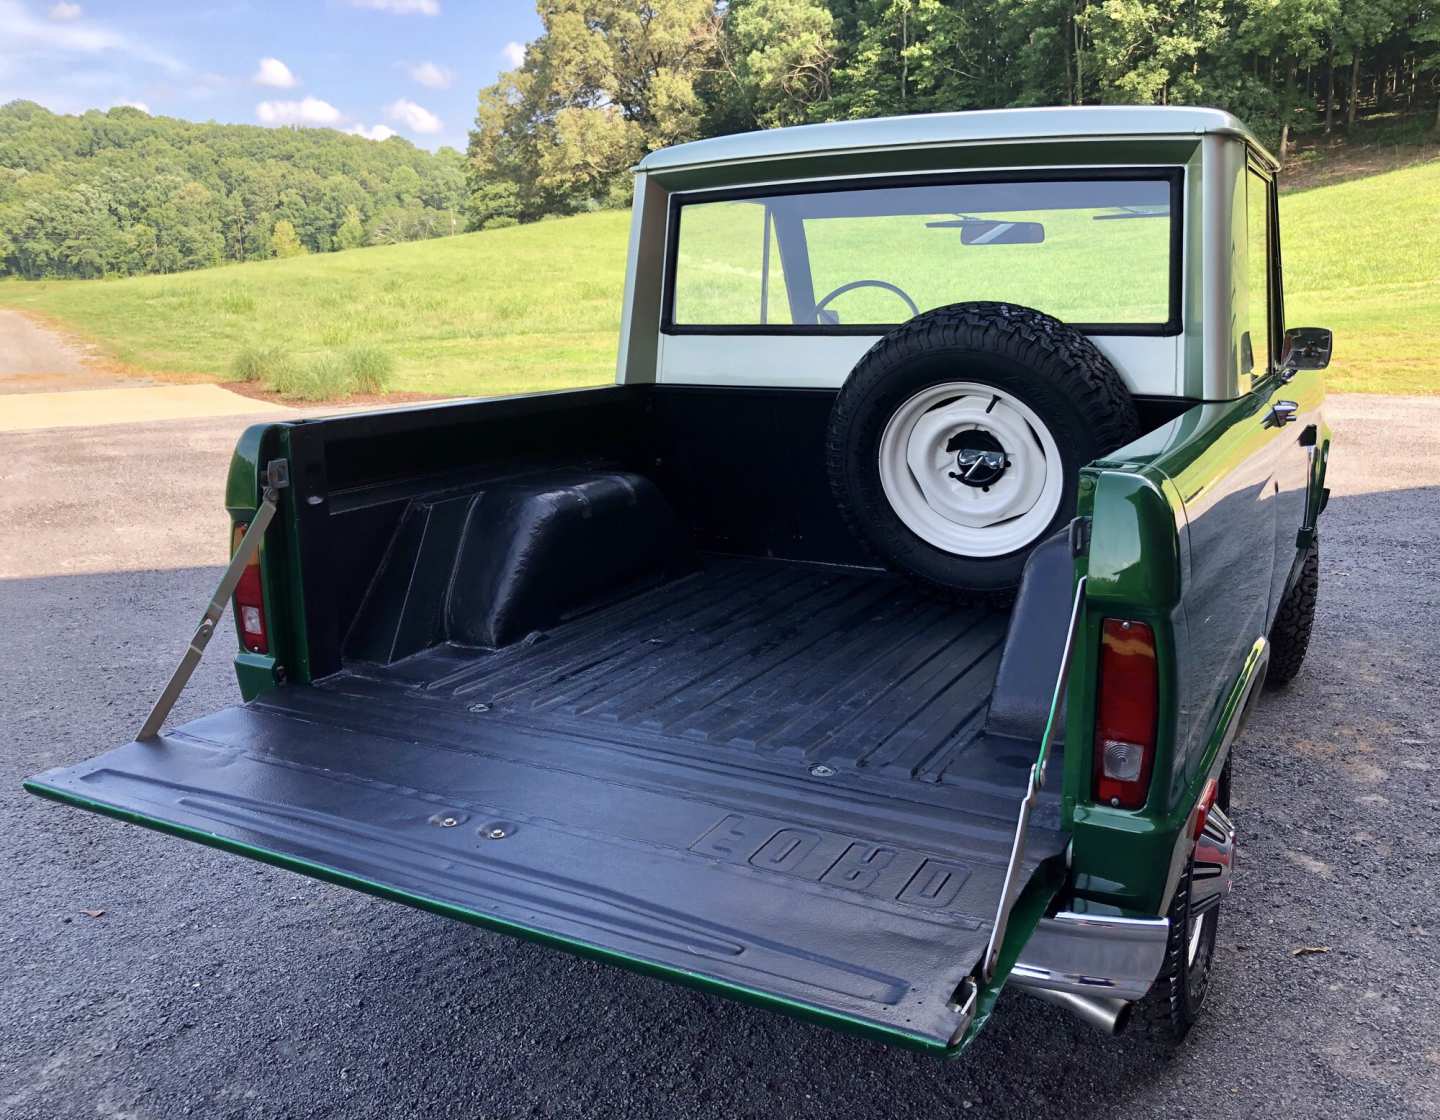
[232,523,269,654]
[1093,618,1157,809]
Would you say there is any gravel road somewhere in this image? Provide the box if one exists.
[3,395,1437,1119]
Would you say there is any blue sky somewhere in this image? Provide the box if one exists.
[0,0,545,151]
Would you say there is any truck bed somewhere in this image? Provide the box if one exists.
[29,556,1065,1050]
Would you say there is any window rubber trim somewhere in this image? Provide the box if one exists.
[659,167,1186,339]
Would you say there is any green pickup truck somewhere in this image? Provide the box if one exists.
[27,106,1332,1056]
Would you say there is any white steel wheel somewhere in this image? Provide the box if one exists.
[877,381,1065,559]
[827,302,1139,593]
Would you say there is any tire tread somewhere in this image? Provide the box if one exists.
[1266,540,1319,688]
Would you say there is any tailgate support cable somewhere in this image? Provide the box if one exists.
[136,459,289,742]
[980,574,1087,983]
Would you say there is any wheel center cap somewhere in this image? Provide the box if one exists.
[946,431,1008,488]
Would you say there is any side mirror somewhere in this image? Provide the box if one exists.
[1280,326,1332,372]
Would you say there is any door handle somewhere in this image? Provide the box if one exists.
[1266,400,1299,427]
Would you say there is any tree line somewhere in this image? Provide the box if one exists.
[467,0,1440,225]
[4,2,1433,279]
[0,100,469,280]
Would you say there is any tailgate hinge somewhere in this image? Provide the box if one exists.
[135,459,289,741]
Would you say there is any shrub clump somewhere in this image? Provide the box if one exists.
[229,344,292,384]
[269,353,351,402]
[234,343,395,401]
[343,345,394,394]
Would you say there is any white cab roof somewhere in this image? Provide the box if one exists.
[638,106,1276,174]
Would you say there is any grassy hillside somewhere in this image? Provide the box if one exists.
[1282,159,1439,395]
[0,211,631,398]
[0,158,1436,398]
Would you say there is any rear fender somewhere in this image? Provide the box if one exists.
[225,422,291,700]
[1063,467,1188,913]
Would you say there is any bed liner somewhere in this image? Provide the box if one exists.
[28,557,1065,1049]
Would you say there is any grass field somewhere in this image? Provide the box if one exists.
[1282,159,1439,395]
[0,211,632,399]
[0,157,1436,397]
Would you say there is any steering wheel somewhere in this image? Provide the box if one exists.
[814,279,921,322]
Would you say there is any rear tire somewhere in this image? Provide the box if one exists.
[1138,856,1217,1044]
[1137,760,1233,1045]
[1266,540,1319,688]
[826,302,1138,593]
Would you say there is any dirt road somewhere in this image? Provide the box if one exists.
[0,309,286,428]
[0,309,147,393]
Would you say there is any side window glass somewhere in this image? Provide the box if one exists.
[671,201,788,325]
[1244,169,1272,378]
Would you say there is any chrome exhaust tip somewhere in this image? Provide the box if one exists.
[1025,987,1134,1035]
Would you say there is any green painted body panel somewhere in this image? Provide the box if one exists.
[232,652,278,702]
[1066,371,1325,915]
[224,422,310,697]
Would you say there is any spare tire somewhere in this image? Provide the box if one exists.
[826,302,1140,593]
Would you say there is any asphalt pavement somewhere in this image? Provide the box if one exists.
[2,395,1437,1119]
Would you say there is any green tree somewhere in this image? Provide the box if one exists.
[154,180,223,272]
[0,100,471,279]
[830,0,1018,118]
[720,0,839,127]
[464,180,522,230]
[270,218,306,258]
[1417,3,1440,128]
[334,204,366,250]
[468,0,723,218]
[1235,0,1341,156]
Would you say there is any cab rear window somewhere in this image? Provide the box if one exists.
[666,173,1181,334]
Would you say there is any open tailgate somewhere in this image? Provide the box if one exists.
[26,682,1065,1053]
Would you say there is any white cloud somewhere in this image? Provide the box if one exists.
[347,0,439,14]
[115,98,149,112]
[406,60,451,89]
[49,1,82,19]
[253,57,297,89]
[501,41,526,68]
[385,97,441,134]
[256,96,343,127]
[348,123,396,141]
[0,0,186,73]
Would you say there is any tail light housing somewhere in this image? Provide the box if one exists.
[232,522,269,654]
[1093,618,1158,809]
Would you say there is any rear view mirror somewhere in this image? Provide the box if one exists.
[926,218,1045,244]
[960,220,1044,245]
[1280,327,1333,371]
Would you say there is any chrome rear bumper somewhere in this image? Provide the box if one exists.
[1010,911,1170,1001]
